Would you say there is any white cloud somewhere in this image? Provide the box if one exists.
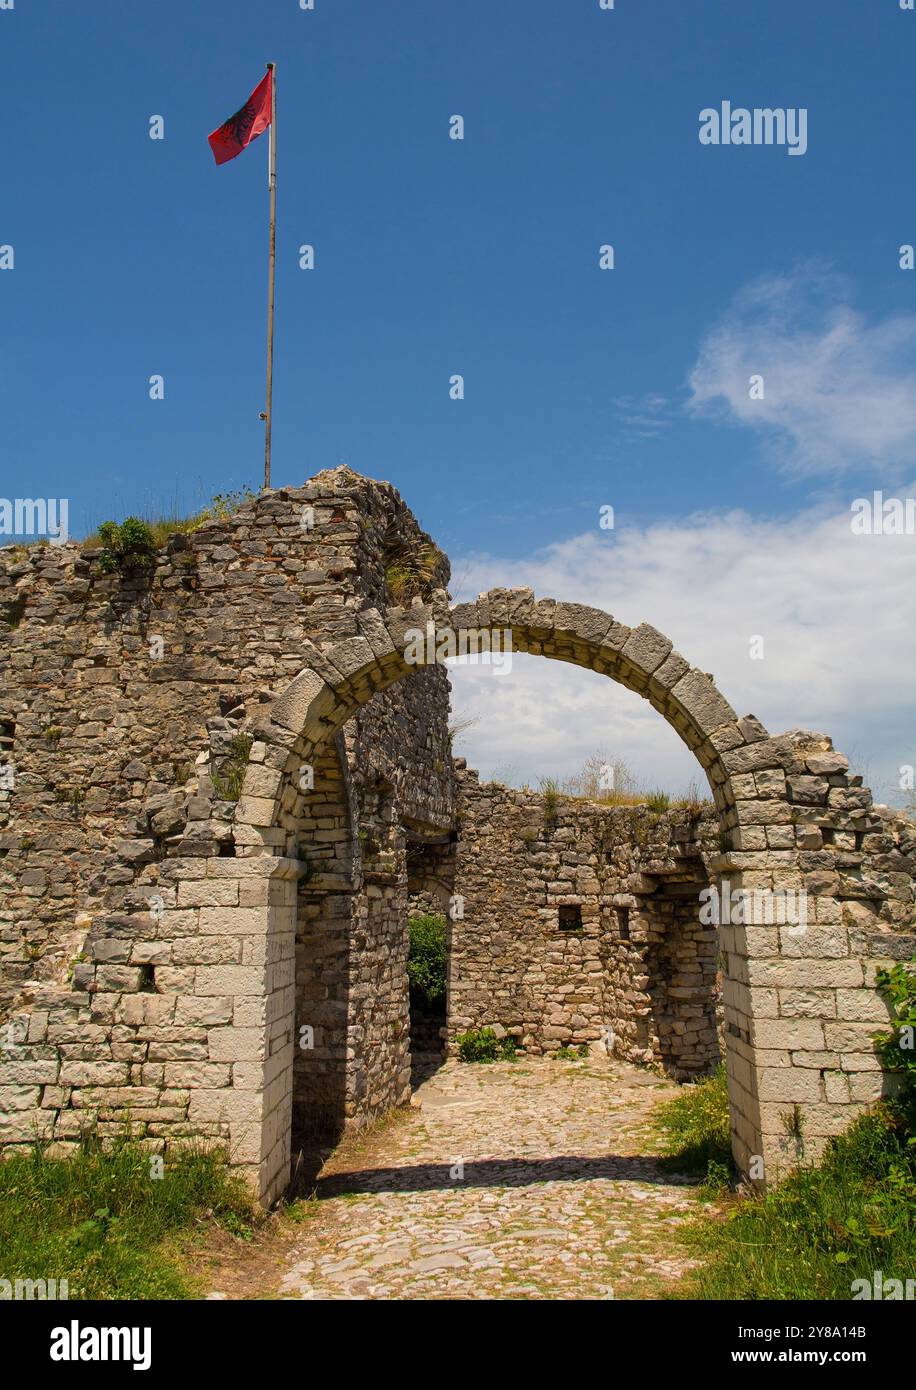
[687,268,916,477]
[613,392,675,440]
[447,501,916,806]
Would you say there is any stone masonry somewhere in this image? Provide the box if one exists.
[1,467,914,1202]
[449,767,721,1077]
[0,469,454,1202]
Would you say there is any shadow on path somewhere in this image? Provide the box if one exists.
[317,1154,698,1198]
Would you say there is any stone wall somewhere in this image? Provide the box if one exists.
[0,468,454,1200]
[449,764,722,1077]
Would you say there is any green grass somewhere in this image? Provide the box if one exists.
[0,1136,258,1299]
[383,540,445,603]
[81,488,257,550]
[655,1062,732,1184]
[682,1106,916,1300]
[654,1065,916,1299]
[81,511,203,551]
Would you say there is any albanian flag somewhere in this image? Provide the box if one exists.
[208,71,272,165]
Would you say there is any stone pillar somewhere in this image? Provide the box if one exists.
[173,854,299,1205]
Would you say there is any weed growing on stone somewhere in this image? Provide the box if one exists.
[284,1198,319,1225]
[873,960,916,1112]
[539,776,560,826]
[95,518,158,574]
[83,489,258,554]
[383,538,445,603]
[211,734,254,801]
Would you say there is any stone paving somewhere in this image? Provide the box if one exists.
[275,1055,707,1300]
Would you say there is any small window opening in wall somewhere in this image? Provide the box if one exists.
[558,904,582,931]
[138,964,156,993]
[616,907,630,940]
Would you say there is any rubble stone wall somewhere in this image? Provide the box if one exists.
[450,765,722,1076]
[0,469,454,1200]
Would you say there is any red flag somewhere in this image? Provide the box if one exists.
[208,71,272,166]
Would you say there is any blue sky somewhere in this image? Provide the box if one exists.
[2,0,915,796]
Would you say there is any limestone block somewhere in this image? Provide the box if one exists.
[757,1068,823,1103]
[620,623,673,675]
[670,668,737,736]
[177,879,239,908]
[835,988,893,1023]
[207,1028,268,1063]
[194,965,266,997]
[779,988,837,1018]
[325,635,376,682]
[269,668,338,736]
[751,1018,825,1050]
[748,959,861,991]
[197,906,269,936]
[57,1062,129,1087]
[651,649,690,690]
[806,752,849,776]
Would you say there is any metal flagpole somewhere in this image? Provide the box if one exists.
[263,62,277,489]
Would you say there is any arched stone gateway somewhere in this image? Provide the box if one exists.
[1,477,912,1210]
[228,588,912,1203]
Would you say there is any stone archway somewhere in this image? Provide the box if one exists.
[232,586,894,1203]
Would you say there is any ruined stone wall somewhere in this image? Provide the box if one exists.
[0,468,455,1199]
[720,729,916,1169]
[449,763,722,1076]
[0,470,452,1011]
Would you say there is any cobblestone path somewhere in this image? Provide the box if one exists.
[273,1055,706,1300]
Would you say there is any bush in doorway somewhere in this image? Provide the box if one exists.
[407,913,447,1012]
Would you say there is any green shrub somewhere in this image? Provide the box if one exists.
[0,1135,257,1299]
[874,960,916,1128]
[96,518,157,574]
[655,1062,732,1182]
[456,1027,516,1063]
[553,1044,589,1060]
[83,488,258,553]
[645,788,671,813]
[407,913,447,1012]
